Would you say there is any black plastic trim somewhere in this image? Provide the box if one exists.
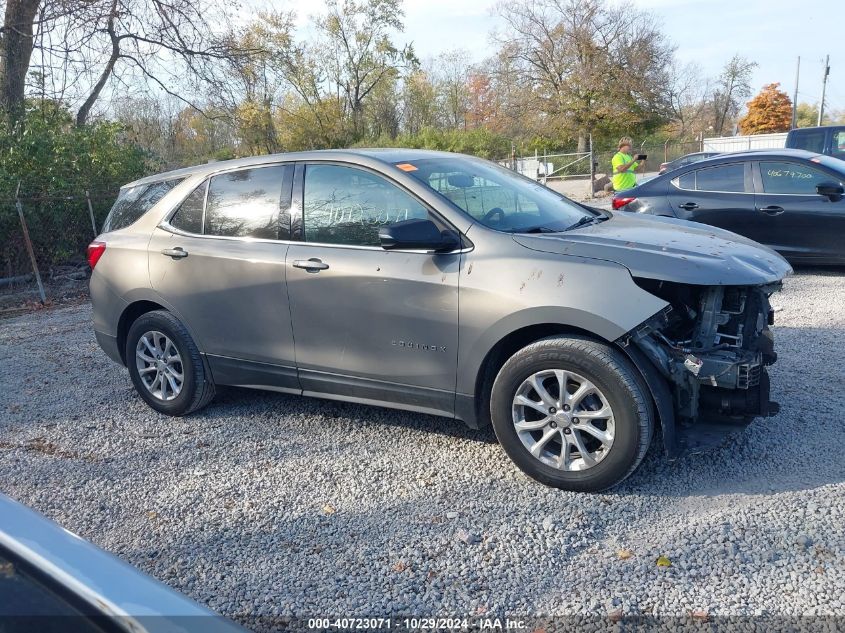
[206,355,299,392]
[298,369,455,418]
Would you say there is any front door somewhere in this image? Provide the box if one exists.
[286,162,460,417]
[149,163,299,390]
[752,159,845,262]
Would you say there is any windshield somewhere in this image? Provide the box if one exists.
[397,157,596,232]
[812,154,845,178]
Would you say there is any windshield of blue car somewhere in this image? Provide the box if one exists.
[811,154,845,179]
[397,157,597,233]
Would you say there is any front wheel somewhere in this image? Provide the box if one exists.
[126,310,215,416]
[490,336,653,492]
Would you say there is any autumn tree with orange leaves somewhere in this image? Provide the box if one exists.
[739,83,793,134]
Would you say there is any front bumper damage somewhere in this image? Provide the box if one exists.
[621,279,782,456]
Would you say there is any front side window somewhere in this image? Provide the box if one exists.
[760,161,836,195]
[103,178,183,232]
[693,163,746,192]
[832,131,845,160]
[399,156,592,232]
[303,164,431,246]
[205,165,286,239]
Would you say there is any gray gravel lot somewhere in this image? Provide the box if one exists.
[1,269,845,626]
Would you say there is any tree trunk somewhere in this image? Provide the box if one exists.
[0,0,41,117]
[76,0,119,126]
[577,132,588,154]
[76,49,118,125]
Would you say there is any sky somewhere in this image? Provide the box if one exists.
[257,0,844,113]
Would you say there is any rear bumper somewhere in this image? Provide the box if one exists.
[95,330,123,365]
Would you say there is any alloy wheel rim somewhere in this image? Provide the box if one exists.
[511,369,615,471]
[135,331,184,401]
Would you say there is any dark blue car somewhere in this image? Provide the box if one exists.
[612,149,845,265]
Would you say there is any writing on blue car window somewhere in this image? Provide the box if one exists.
[760,161,835,195]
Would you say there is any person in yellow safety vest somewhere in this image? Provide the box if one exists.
[611,137,646,192]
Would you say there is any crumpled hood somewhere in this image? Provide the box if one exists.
[513,212,792,285]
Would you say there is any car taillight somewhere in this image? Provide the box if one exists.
[612,196,636,210]
[87,241,106,269]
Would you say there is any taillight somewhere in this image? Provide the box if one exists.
[87,241,106,269]
[612,196,636,210]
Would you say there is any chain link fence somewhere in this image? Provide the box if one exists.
[0,184,118,310]
[503,139,707,198]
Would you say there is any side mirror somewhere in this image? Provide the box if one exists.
[379,219,460,252]
[816,181,844,201]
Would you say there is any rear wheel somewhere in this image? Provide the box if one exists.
[126,310,215,416]
[490,336,653,492]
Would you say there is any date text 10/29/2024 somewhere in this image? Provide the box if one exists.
[307,618,530,630]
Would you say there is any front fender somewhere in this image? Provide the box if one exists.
[455,243,668,395]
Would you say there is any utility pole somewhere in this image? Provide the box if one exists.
[818,54,830,126]
[791,56,800,129]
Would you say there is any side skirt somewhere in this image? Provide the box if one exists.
[205,354,457,421]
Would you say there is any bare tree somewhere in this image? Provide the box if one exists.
[430,49,472,129]
[665,61,711,138]
[68,0,243,125]
[711,54,757,136]
[494,0,673,150]
[315,0,415,137]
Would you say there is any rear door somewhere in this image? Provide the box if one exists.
[285,162,460,416]
[668,161,759,237]
[148,163,299,390]
[752,159,845,262]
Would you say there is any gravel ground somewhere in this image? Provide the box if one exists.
[1,269,844,627]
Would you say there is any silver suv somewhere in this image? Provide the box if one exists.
[89,149,791,491]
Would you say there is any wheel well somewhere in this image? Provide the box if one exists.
[116,300,166,365]
[472,323,603,427]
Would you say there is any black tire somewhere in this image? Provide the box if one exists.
[490,336,653,492]
[125,309,215,416]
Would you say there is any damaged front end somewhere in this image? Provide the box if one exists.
[623,279,782,456]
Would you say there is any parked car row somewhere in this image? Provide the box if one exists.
[614,148,845,265]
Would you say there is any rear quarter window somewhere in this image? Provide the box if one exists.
[787,130,826,154]
[102,178,184,232]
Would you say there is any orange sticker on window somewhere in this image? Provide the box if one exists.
[396,163,418,172]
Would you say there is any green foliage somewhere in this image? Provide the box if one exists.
[0,102,150,276]
[0,101,150,197]
[377,127,512,159]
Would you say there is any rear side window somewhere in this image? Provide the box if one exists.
[693,164,746,192]
[205,166,286,239]
[103,178,183,232]
[789,130,826,153]
[760,161,835,194]
[169,181,206,234]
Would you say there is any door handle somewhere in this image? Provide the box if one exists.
[293,258,329,272]
[678,202,699,210]
[757,205,784,216]
[161,247,188,259]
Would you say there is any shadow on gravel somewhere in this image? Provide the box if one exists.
[214,386,498,445]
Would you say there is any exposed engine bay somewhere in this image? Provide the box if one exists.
[624,279,781,441]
